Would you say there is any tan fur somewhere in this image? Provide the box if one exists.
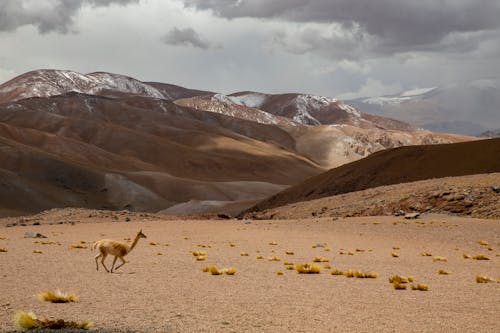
[92,230,146,273]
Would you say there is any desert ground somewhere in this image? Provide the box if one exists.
[1,212,499,332]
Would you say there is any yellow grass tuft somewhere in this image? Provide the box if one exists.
[201,266,210,272]
[355,271,379,279]
[463,254,472,259]
[157,252,163,255]
[286,266,295,270]
[392,246,400,250]
[0,247,7,252]
[391,252,400,258]
[323,264,331,270]
[312,256,329,262]
[393,281,407,290]
[472,254,490,260]
[285,250,295,255]
[69,244,87,249]
[438,269,450,275]
[240,252,249,256]
[411,284,429,291]
[33,250,43,254]
[389,275,409,284]
[331,269,344,275]
[432,256,448,262]
[476,275,496,283]
[14,311,91,330]
[355,248,365,252]
[38,290,78,303]
[229,242,236,247]
[209,265,222,275]
[324,248,331,252]
[268,256,281,261]
[269,242,278,246]
[196,255,206,261]
[149,241,159,246]
[222,267,237,275]
[283,261,294,266]
[478,240,489,246]
[295,263,321,274]
[276,271,284,275]
[256,255,264,259]
[420,252,432,256]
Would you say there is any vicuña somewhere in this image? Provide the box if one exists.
[92,230,147,273]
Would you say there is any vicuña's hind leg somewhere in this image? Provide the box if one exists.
[94,253,102,271]
[111,256,118,273]
[114,257,126,271]
[100,253,110,273]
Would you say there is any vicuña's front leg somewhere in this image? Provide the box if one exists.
[114,257,127,271]
[95,253,101,271]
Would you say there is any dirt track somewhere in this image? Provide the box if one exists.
[1,213,499,332]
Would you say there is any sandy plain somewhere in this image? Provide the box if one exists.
[0,213,499,332]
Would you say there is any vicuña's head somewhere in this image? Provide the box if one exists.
[137,229,147,239]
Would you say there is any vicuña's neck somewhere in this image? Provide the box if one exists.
[128,234,141,252]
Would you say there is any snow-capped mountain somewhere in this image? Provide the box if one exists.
[348,79,500,136]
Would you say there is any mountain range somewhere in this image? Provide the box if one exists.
[0,69,472,216]
[348,78,500,136]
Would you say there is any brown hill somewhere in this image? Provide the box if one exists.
[244,138,500,214]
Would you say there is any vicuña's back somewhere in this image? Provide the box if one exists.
[93,230,147,273]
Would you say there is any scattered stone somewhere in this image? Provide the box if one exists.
[404,212,420,219]
[32,222,40,226]
[217,213,231,219]
[125,217,131,222]
[24,231,47,238]
[394,210,405,217]
[492,186,500,193]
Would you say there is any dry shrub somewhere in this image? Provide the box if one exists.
[475,275,496,283]
[33,250,43,254]
[69,244,87,249]
[283,261,294,266]
[229,243,236,247]
[209,265,222,275]
[149,242,159,246]
[324,248,331,252]
[285,250,295,255]
[331,269,344,275]
[392,246,400,250]
[269,242,278,246]
[438,269,450,275]
[157,252,163,256]
[276,271,284,275]
[411,284,429,291]
[355,271,378,279]
[432,256,448,262]
[347,251,354,256]
[221,267,237,275]
[38,290,78,303]
[286,266,295,270]
[339,250,347,255]
[295,263,321,274]
[40,241,60,246]
[463,254,472,259]
[0,247,7,252]
[0,236,7,240]
[323,264,331,270]
[14,311,91,330]
[268,256,281,261]
[478,240,489,246]
[312,256,329,262]
[196,255,206,261]
[256,255,264,259]
[201,266,210,272]
[355,248,365,252]
[391,252,400,258]
[472,254,490,260]
[420,252,432,257]
[240,252,249,256]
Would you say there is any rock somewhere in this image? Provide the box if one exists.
[125,217,131,222]
[394,210,405,217]
[404,212,420,219]
[24,231,47,238]
[492,186,500,193]
[32,222,40,225]
[217,213,231,219]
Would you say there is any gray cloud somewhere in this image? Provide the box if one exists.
[0,0,138,33]
[162,27,219,49]
[182,0,500,56]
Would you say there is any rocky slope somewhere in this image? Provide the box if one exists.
[244,138,500,214]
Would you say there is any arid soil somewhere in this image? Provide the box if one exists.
[244,173,500,220]
[1,212,499,332]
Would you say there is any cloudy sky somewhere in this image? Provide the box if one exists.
[0,0,499,98]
